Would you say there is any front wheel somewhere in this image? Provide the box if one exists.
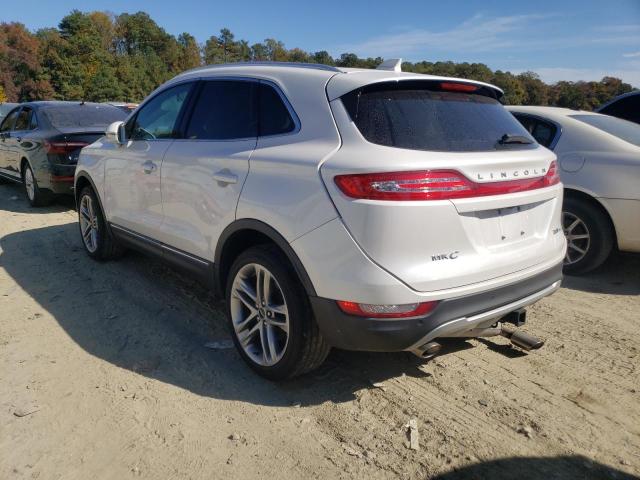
[562,197,614,275]
[226,245,330,380]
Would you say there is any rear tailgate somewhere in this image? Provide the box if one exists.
[321,84,565,293]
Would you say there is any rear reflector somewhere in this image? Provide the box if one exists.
[334,161,560,201]
[337,300,438,318]
[45,141,89,155]
[50,175,75,183]
[439,82,479,93]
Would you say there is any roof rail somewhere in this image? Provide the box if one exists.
[376,58,403,72]
[179,61,342,76]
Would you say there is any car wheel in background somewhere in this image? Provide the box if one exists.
[226,245,330,380]
[562,196,614,275]
[22,163,53,207]
[78,186,122,260]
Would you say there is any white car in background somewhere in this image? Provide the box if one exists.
[74,62,565,378]
[509,106,640,274]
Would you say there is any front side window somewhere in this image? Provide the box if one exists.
[129,83,193,140]
[342,81,536,152]
[0,108,20,132]
[185,81,257,140]
[14,108,32,131]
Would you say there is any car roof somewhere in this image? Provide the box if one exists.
[596,90,639,112]
[173,62,504,100]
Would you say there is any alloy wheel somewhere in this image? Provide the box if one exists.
[562,211,591,265]
[230,263,290,367]
[79,194,99,253]
[24,167,35,201]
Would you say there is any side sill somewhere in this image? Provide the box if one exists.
[110,223,215,287]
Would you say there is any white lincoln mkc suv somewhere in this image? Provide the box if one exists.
[74,60,566,379]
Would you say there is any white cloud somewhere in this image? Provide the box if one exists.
[335,14,640,57]
[622,51,640,58]
[530,67,640,88]
[335,14,550,56]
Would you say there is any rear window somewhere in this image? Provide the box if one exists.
[341,82,535,152]
[42,104,126,129]
[571,114,640,147]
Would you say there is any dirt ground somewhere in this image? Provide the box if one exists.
[0,181,639,480]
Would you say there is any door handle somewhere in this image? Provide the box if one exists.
[212,171,238,185]
[142,160,157,174]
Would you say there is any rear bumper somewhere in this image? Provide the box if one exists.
[310,262,562,352]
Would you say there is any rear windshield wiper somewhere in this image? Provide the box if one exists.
[497,133,534,145]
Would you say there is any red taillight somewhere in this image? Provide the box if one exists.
[334,162,560,201]
[439,82,479,93]
[336,300,438,318]
[44,141,89,155]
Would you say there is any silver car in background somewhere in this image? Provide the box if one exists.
[508,106,640,274]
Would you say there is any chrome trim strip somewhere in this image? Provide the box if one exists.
[110,223,210,266]
[406,280,561,349]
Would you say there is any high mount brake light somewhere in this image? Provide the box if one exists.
[44,141,89,155]
[439,82,479,93]
[336,300,438,318]
[334,161,560,201]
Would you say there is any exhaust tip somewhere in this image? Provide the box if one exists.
[411,341,441,360]
[503,329,545,351]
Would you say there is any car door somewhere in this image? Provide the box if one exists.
[104,81,195,239]
[0,107,21,178]
[157,79,258,261]
[8,107,35,177]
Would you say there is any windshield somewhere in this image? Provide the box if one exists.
[571,114,640,147]
[42,104,126,129]
[341,82,535,152]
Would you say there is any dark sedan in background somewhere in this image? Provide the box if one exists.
[0,101,126,206]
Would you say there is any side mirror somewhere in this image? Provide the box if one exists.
[105,121,126,145]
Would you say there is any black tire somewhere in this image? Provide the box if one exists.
[225,245,330,380]
[22,162,53,207]
[562,196,614,275]
[78,186,123,261]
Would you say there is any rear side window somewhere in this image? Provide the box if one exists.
[599,95,640,124]
[185,81,257,140]
[513,114,558,148]
[342,82,535,152]
[42,104,126,129]
[259,83,296,136]
[571,114,640,147]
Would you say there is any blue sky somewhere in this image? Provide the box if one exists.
[4,0,640,86]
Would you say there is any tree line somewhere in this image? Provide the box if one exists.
[0,10,635,109]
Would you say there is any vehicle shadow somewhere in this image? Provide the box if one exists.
[562,251,640,296]
[0,182,75,213]
[431,455,638,480]
[0,221,448,407]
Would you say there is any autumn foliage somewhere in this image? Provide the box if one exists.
[0,10,635,109]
